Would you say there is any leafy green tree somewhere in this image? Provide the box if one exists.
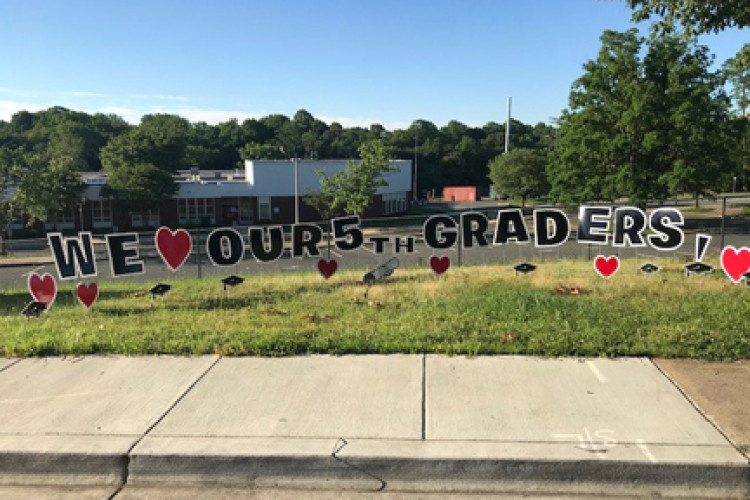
[100,114,188,211]
[723,44,750,116]
[489,149,550,207]
[304,188,338,257]
[238,142,286,160]
[100,117,189,173]
[305,189,337,221]
[319,139,395,215]
[241,118,274,144]
[627,0,749,36]
[549,30,660,204]
[0,146,22,251]
[650,37,735,205]
[102,162,177,211]
[549,30,733,205]
[14,154,84,226]
[723,44,750,189]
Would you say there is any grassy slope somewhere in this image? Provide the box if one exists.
[1,259,748,359]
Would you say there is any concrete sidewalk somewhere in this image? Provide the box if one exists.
[0,355,747,498]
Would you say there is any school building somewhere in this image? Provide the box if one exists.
[34,159,413,233]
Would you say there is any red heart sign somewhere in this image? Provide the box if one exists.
[593,255,619,279]
[156,227,192,271]
[430,256,450,275]
[28,272,57,307]
[721,246,750,284]
[77,283,99,309]
[318,259,337,279]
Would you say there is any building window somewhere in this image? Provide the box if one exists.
[258,197,271,221]
[178,198,215,225]
[382,192,407,215]
[131,208,160,228]
[91,200,112,227]
[59,210,75,224]
[238,198,254,224]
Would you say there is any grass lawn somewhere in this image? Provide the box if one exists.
[1,259,748,359]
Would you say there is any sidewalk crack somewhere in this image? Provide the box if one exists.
[0,359,21,374]
[331,437,387,491]
[107,356,222,499]
[421,353,426,441]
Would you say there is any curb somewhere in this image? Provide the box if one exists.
[5,448,746,496]
[0,452,126,487]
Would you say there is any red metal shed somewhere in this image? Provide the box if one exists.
[443,186,477,203]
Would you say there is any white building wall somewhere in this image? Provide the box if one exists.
[79,159,412,200]
[245,159,412,197]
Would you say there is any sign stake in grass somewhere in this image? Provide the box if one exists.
[221,275,244,301]
[20,301,46,319]
[685,262,714,277]
[513,262,537,276]
[149,283,172,300]
[640,263,660,276]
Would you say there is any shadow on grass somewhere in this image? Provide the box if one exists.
[0,289,148,314]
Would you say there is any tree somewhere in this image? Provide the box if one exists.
[238,142,286,160]
[489,149,549,207]
[627,0,750,36]
[305,189,337,221]
[100,114,188,211]
[0,147,22,252]
[101,162,177,211]
[304,188,338,258]
[650,37,735,205]
[723,44,750,189]
[549,30,662,205]
[14,154,84,226]
[548,30,734,205]
[319,139,395,215]
[101,114,190,173]
[723,44,750,117]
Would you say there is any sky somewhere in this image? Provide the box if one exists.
[0,0,746,129]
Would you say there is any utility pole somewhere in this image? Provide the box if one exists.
[293,157,299,224]
[505,97,512,154]
[413,122,420,201]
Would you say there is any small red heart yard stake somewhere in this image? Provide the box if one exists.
[429,256,450,275]
[318,259,337,279]
[593,255,619,279]
[77,283,99,309]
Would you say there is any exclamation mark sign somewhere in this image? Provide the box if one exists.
[695,234,711,262]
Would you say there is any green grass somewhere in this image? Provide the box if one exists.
[1,259,749,359]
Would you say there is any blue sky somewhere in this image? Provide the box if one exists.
[0,0,746,129]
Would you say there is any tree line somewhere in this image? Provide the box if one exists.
[0,106,555,222]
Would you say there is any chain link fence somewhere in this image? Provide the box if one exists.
[1,195,749,290]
